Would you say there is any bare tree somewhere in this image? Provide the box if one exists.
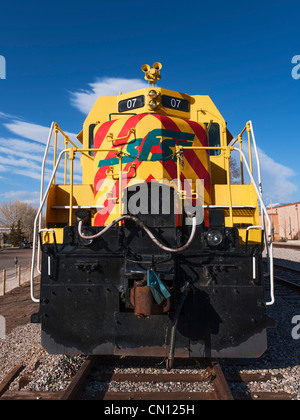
[230,155,241,185]
[0,200,38,241]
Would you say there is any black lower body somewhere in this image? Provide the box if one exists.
[32,223,273,358]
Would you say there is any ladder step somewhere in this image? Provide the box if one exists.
[51,205,104,210]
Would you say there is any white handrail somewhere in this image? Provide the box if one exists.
[40,122,55,212]
[31,149,68,303]
[37,122,55,275]
[248,121,269,263]
[248,121,262,192]
[233,147,274,306]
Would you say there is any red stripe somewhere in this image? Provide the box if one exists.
[94,114,147,225]
[93,119,116,193]
[152,115,183,181]
[94,114,147,195]
[183,119,211,190]
[154,115,210,226]
[184,119,211,225]
[94,120,115,155]
[185,119,208,147]
[94,114,211,227]
[155,115,211,195]
[152,115,210,184]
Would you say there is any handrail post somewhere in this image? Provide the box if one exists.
[115,149,124,223]
[2,269,5,295]
[238,134,244,184]
[175,146,181,192]
[246,122,253,174]
[175,146,184,223]
[119,151,123,217]
[53,124,59,184]
[225,147,234,227]
[64,136,69,185]
[69,149,75,226]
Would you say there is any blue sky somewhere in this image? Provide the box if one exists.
[0,0,299,207]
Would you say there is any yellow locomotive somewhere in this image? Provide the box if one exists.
[31,63,274,367]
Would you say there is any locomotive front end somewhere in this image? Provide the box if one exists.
[31,63,274,363]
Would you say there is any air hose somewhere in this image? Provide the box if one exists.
[166,283,190,370]
[78,214,197,254]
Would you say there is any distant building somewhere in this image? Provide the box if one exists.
[260,202,300,241]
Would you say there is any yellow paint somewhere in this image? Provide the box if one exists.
[93,114,211,226]
[42,229,64,245]
[43,64,262,245]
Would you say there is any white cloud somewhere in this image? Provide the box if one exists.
[0,118,82,190]
[257,147,297,203]
[0,155,46,180]
[70,77,147,114]
[4,120,50,143]
[0,111,22,120]
[0,138,46,163]
[0,190,40,205]
[232,144,298,204]
[3,119,78,147]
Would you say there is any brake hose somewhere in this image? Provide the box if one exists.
[166,283,190,370]
[78,214,197,253]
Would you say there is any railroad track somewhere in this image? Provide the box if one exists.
[0,357,292,401]
[264,260,300,304]
[273,243,300,251]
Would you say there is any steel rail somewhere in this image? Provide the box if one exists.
[0,358,293,400]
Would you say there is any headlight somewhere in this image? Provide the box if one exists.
[206,229,223,246]
[148,89,158,98]
[80,227,94,246]
[148,99,160,109]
